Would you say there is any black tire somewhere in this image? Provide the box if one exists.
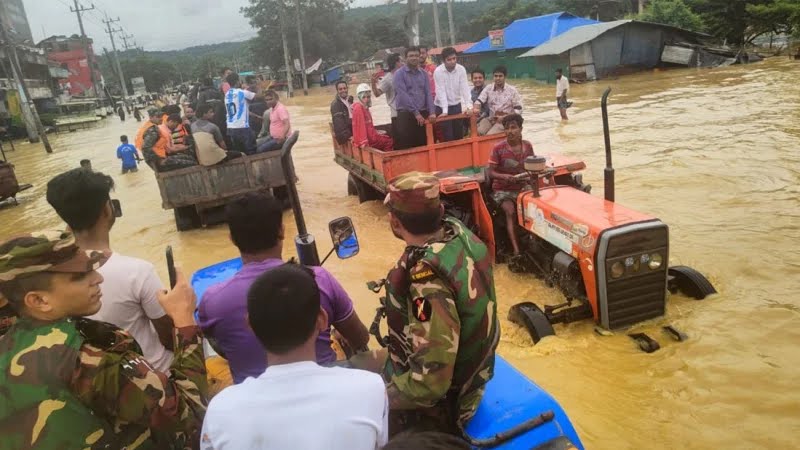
[174,206,201,231]
[507,302,556,344]
[272,186,292,210]
[355,177,382,203]
[668,266,717,299]
[347,174,359,196]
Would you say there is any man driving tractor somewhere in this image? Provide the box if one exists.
[487,113,534,269]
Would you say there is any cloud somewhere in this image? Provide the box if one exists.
[22,0,396,51]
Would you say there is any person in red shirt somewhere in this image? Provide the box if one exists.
[352,84,393,151]
[487,113,534,262]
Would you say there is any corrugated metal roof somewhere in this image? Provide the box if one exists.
[429,42,476,56]
[518,20,632,57]
[464,12,598,54]
[518,20,709,58]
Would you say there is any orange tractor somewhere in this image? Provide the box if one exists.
[333,89,715,350]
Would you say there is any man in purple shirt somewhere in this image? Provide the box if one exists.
[393,46,437,150]
[198,193,370,383]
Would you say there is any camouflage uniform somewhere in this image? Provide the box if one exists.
[382,172,500,435]
[0,231,207,449]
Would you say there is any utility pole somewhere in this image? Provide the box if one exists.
[407,0,420,46]
[431,0,442,49]
[120,33,135,51]
[279,4,294,98]
[0,22,52,152]
[102,15,129,97]
[446,0,456,45]
[295,0,309,96]
[70,0,100,98]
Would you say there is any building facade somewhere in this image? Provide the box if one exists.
[0,0,34,44]
[39,35,102,97]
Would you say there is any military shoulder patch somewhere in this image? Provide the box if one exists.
[413,297,432,322]
[410,263,437,283]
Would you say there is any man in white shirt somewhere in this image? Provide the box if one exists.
[201,263,388,450]
[556,68,571,121]
[372,53,403,136]
[433,47,473,142]
[46,169,174,372]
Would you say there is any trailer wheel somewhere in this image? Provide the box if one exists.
[668,266,717,299]
[174,206,201,231]
[355,178,382,203]
[347,174,359,196]
[273,186,292,210]
[508,302,555,344]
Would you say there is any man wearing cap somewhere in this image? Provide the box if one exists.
[374,171,499,435]
[0,231,208,449]
[352,83,394,151]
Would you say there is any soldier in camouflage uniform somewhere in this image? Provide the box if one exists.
[381,171,500,436]
[0,230,207,450]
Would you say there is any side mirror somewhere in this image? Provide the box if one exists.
[328,217,360,260]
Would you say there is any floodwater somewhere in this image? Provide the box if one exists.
[2,57,799,448]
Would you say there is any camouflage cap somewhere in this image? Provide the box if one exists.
[384,171,441,214]
[0,230,109,283]
[146,106,161,117]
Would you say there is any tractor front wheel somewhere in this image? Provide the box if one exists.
[508,302,556,344]
[668,266,717,299]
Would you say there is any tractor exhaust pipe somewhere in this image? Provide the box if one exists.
[280,130,321,266]
[601,88,615,203]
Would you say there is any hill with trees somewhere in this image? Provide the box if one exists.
[99,0,800,93]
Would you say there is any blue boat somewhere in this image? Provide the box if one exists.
[192,258,584,449]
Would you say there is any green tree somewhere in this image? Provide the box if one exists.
[747,0,800,41]
[682,0,799,45]
[637,0,705,31]
[551,0,634,20]
[242,0,352,71]
[350,16,407,60]
[466,0,552,41]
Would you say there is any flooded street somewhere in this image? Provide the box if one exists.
[3,57,799,448]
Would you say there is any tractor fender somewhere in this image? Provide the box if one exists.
[508,302,556,344]
[668,266,717,300]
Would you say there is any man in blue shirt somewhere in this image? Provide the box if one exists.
[393,46,436,150]
[117,135,140,174]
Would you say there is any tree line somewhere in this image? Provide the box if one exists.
[98,0,800,93]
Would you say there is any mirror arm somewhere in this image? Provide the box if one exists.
[320,245,337,266]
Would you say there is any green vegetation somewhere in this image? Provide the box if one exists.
[96,0,800,92]
[636,0,704,32]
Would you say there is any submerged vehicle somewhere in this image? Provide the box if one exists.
[331,90,715,350]
[153,148,291,231]
[190,137,584,448]
[0,145,32,206]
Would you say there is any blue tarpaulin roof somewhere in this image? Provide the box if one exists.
[464,12,599,54]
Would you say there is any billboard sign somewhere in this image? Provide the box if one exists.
[489,29,505,48]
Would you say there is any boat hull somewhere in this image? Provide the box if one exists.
[191,258,583,449]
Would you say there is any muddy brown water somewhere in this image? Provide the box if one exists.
[2,58,799,448]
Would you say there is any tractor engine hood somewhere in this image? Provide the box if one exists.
[518,186,657,256]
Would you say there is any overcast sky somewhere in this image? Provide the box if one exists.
[22,0,389,52]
